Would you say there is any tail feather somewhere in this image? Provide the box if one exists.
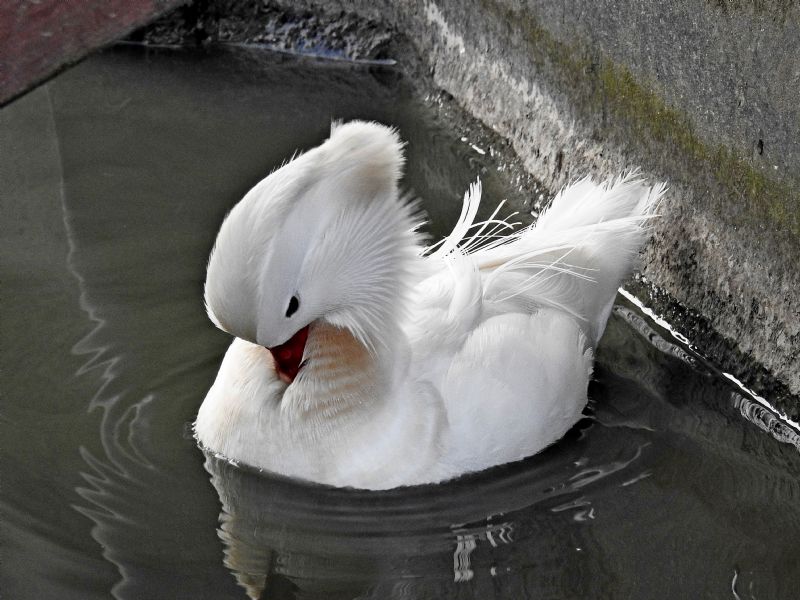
[433,173,665,346]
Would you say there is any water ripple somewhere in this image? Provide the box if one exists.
[734,393,800,451]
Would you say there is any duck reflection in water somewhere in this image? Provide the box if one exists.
[201,424,617,600]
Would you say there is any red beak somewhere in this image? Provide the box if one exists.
[268,325,310,384]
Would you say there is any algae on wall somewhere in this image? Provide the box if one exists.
[481,0,800,238]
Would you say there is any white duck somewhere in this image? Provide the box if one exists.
[196,121,662,490]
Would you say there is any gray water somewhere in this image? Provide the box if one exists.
[2,47,799,600]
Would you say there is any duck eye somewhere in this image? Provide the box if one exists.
[285,295,300,318]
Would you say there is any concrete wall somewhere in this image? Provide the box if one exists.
[257,0,798,409]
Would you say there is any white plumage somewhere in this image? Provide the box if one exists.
[196,121,664,489]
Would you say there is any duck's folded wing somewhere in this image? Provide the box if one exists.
[439,310,593,475]
[405,249,484,377]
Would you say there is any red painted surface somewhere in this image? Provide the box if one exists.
[0,0,185,105]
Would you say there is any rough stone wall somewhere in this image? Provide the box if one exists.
[269,0,799,404]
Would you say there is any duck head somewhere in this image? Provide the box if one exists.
[204,121,422,384]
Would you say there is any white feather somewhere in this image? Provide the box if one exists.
[196,121,664,489]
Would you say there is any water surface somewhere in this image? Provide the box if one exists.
[2,47,799,600]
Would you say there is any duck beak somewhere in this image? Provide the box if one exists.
[268,325,310,384]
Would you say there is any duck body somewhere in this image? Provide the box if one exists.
[196,121,663,489]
